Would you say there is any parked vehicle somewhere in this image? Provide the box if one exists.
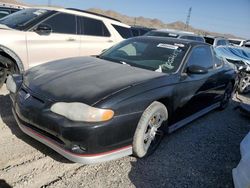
[131,26,155,36]
[7,37,236,164]
[0,7,132,88]
[242,40,250,48]
[228,38,245,47]
[204,36,229,47]
[145,29,205,42]
[238,66,250,93]
[233,131,250,188]
[215,46,250,93]
[0,3,26,18]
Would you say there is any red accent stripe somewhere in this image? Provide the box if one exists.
[20,124,132,157]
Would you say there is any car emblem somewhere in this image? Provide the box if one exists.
[24,93,31,100]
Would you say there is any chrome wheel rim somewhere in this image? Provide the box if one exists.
[241,76,250,92]
[143,112,164,151]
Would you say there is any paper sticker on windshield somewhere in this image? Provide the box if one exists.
[157,43,178,50]
[169,33,178,37]
[174,43,185,47]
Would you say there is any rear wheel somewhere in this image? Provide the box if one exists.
[133,101,168,158]
[219,82,233,110]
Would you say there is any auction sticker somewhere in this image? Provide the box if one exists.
[157,43,178,50]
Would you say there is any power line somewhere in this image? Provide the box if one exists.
[185,7,192,31]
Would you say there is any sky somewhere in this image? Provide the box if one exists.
[22,0,250,39]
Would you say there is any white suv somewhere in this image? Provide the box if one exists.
[0,7,132,87]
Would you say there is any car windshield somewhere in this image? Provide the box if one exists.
[0,8,49,30]
[99,38,189,73]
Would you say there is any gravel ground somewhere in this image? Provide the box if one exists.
[0,85,249,188]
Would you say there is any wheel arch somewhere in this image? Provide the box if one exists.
[156,97,173,121]
[0,45,24,73]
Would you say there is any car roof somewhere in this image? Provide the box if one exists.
[148,29,204,38]
[228,38,245,42]
[204,36,227,40]
[152,29,196,35]
[31,6,129,27]
[136,36,208,46]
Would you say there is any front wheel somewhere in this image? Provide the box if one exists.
[238,75,250,94]
[0,55,17,88]
[133,101,168,158]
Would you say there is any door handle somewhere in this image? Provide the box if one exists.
[107,40,114,43]
[66,38,76,42]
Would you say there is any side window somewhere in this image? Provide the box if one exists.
[187,46,214,69]
[112,24,133,39]
[42,13,76,34]
[217,40,226,46]
[79,16,110,37]
[212,48,223,67]
[180,35,196,41]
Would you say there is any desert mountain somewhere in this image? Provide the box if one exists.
[87,8,239,38]
[0,0,26,5]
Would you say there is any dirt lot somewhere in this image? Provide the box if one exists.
[0,85,249,188]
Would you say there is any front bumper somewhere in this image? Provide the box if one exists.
[13,109,132,164]
[11,86,142,164]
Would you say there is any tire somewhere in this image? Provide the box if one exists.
[0,55,16,88]
[238,76,250,94]
[0,65,7,88]
[219,82,233,110]
[133,101,168,158]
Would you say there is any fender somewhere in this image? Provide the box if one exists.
[0,45,24,73]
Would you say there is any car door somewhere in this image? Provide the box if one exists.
[170,45,220,124]
[26,13,80,68]
[78,16,116,56]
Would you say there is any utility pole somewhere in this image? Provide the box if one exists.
[185,7,192,31]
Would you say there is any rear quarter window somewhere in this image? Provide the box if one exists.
[79,16,110,37]
[112,24,133,39]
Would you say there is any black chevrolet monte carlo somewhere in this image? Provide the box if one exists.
[7,37,237,164]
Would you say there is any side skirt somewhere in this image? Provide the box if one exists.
[168,102,220,133]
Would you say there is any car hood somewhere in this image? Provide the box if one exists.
[23,56,165,105]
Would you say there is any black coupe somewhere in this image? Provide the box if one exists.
[7,37,237,164]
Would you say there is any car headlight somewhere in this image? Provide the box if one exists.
[50,102,114,122]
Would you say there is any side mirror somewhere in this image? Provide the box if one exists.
[35,24,52,35]
[187,65,208,74]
